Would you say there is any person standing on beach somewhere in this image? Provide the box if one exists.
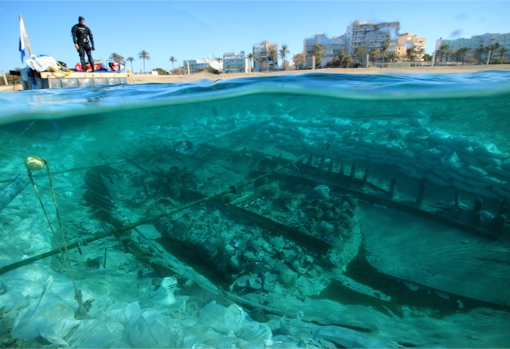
[71,16,95,72]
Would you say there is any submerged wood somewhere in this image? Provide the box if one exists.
[250,171,500,242]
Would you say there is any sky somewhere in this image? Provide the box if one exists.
[1,1,510,73]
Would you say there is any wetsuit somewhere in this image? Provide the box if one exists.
[71,23,95,71]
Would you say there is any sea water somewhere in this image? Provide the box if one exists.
[0,72,509,348]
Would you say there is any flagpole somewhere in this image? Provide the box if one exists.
[19,15,32,56]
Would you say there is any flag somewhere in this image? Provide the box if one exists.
[19,19,26,63]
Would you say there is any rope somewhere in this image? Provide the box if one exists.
[2,119,37,147]
[0,143,186,185]
[27,161,89,318]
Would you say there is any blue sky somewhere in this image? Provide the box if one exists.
[1,1,509,73]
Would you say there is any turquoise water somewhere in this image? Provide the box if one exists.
[0,72,510,348]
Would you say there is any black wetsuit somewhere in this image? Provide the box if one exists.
[71,23,95,71]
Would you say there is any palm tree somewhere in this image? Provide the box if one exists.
[388,52,398,62]
[416,47,425,61]
[405,47,417,62]
[247,53,254,71]
[279,45,290,70]
[343,56,352,68]
[437,44,451,62]
[258,57,266,71]
[380,40,390,63]
[369,47,380,64]
[423,53,432,62]
[269,48,278,69]
[459,47,471,64]
[497,46,509,61]
[353,46,369,65]
[169,56,178,70]
[485,43,500,64]
[311,44,326,67]
[338,50,347,68]
[452,49,462,63]
[109,53,124,63]
[475,47,485,62]
[126,57,135,71]
[138,50,150,73]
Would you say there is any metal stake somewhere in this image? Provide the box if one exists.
[389,178,396,200]
[349,162,357,184]
[473,196,483,226]
[416,178,427,209]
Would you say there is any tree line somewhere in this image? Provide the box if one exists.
[435,43,508,64]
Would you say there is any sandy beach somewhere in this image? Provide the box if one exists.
[132,64,510,84]
[1,65,509,92]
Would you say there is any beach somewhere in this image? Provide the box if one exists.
[1,65,509,92]
[132,64,510,84]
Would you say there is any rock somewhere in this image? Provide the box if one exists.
[278,265,297,288]
[166,214,193,241]
[249,308,270,323]
[308,185,330,200]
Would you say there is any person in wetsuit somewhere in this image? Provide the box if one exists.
[71,16,95,72]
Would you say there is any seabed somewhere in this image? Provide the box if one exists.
[1,74,510,348]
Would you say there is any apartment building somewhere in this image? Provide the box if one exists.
[253,40,279,71]
[345,20,400,56]
[436,33,510,61]
[182,59,210,74]
[303,34,346,68]
[395,33,427,61]
[223,51,248,73]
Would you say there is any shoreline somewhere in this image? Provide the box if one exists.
[131,64,510,84]
[1,65,509,91]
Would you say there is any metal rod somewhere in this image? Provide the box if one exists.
[416,177,427,208]
[339,161,345,181]
[473,196,483,225]
[349,162,357,184]
[497,198,509,217]
[452,191,461,221]
[389,178,396,200]
[306,154,313,173]
[327,159,334,176]
[362,169,369,189]
[494,215,506,237]
[317,153,326,173]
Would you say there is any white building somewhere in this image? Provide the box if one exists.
[182,59,210,74]
[303,34,346,68]
[435,33,510,62]
[223,51,248,73]
[345,20,400,56]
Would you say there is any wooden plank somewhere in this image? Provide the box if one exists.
[251,171,501,242]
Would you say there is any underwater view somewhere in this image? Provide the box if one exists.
[1,72,510,348]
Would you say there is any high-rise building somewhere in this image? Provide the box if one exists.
[303,34,346,68]
[396,33,427,61]
[435,33,510,62]
[223,51,248,73]
[345,20,400,56]
[253,40,279,72]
